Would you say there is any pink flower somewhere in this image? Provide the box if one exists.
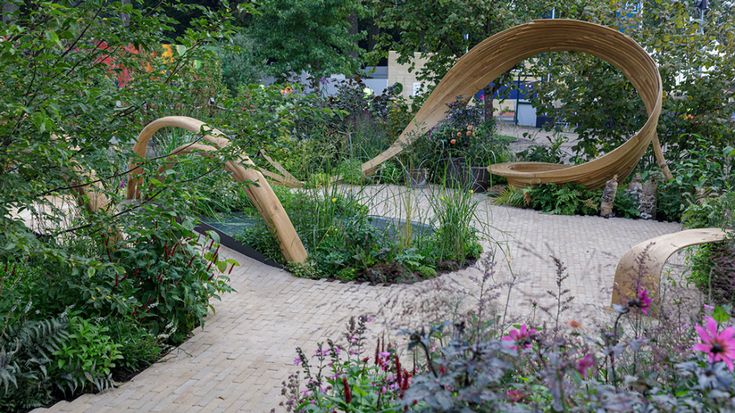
[576,353,595,377]
[502,324,537,350]
[293,356,302,366]
[693,316,735,371]
[637,288,652,315]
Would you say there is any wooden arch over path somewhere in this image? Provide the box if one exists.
[126,116,307,263]
[361,19,672,188]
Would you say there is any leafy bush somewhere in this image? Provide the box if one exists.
[656,140,735,222]
[684,191,734,307]
[400,97,508,184]
[496,183,642,219]
[0,2,240,409]
[517,135,567,164]
[109,206,234,344]
[526,183,598,216]
[613,190,641,219]
[107,319,162,375]
[656,179,688,222]
[689,242,735,308]
[494,185,528,208]
[336,160,365,185]
[216,32,264,93]
[53,316,123,394]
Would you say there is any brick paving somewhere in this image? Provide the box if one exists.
[34,185,684,413]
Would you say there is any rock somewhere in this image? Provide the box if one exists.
[600,174,618,218]
[640,177,658,220]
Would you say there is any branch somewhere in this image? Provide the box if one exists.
[31,134,210,199]
[51,166,219,237]
[52,2,105,65]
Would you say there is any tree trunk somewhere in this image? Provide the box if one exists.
[348,12,358,60]
[483,85,496,121]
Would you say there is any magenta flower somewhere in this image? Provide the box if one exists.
[576,353,595,377]
[502,324,537,350]
[637,288,652,315]
[693,316,735,371]
[293,356,302,366]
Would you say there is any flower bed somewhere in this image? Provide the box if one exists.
[280,258,735,412]
[232,186,482,283]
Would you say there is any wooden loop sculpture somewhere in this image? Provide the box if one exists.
[610,228,730,314]
[361,19,672,188]
[127,116,307,264]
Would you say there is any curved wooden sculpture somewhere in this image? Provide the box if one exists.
[610,228,730,313]
[361,19,672,188]
[127,116,307,264]
[256,149,304,188]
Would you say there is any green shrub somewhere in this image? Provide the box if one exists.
[527,183,598,216]
[216,33,264,93]
[682,191,735,229]
[685,192,734,306]
[498,183,643,219]
[111,206,234,344]
[517,135,567,163]
[107,320,162,375]
[689,241,735,307]
[53,316,122,394]
[656,180,689,222]
[374,160,404,185]
[613,190,640,219]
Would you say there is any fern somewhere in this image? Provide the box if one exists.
[552,185,581,215]
[494,186,528,208]
[0,314,69,410]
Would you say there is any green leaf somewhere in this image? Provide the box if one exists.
[713,306,731,324]
[45,30,61,47]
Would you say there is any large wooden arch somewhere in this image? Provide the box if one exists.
[127,116,307,263]
[611,228,730,313]
[361,19,672,188]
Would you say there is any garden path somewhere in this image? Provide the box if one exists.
[35,185,683,413]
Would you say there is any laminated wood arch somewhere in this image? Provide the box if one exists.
[127,116,307,264]
[610,228,730,314]
[361,19,672,188]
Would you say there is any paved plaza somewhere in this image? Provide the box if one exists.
[35,185,684,413]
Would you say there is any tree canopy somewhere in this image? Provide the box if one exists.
[248,0,365,85]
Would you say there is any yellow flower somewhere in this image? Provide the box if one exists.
[331,197,337,203]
